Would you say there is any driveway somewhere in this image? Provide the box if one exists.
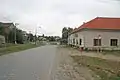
[0,45,58,80]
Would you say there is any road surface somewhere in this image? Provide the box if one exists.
[0,45,58,80]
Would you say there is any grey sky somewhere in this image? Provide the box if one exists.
[0,0,120,36]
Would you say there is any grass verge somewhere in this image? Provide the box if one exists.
[71,55,120,80]
[101,50,120,57]
[0,43,43,56]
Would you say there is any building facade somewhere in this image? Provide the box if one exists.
[68,17,120,50]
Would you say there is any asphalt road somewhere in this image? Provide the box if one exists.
[0,45,58,80]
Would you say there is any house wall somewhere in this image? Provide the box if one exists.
[68,29,120,49]
[68,34,73,45]
[83,29,120,48]
[68,31,85,47]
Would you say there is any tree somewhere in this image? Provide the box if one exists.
[42,34,44,37]
[28,33,34,42]
[62,27,68,39]
[68,27,73,34]
[8,29,15,43]
[16,29,23,44]
[61,27,73,44]
[0,24,29,44]
[0,27,4,35]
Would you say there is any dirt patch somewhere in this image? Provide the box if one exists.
[67,47,120,62]
[71,55,120,80]
[54,47,98,80]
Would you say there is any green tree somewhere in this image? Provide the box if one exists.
[62,27,68,39]
[68,27,73,34]
[0,27,4,35]
[28,33,34,42]
[16,29,24,44]
[8,29,15,43]
[0,25,27,44]
[61,27,73,44]
[8,28,24,44]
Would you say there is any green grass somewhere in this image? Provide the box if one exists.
[71,55,120,80]
[0,43,43,56]
[102,50,120,56]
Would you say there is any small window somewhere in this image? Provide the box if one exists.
[110,39,118,46]
[73,39,75,44]
[76,39,78,44]
[71,39,72,43]
[74,34,78,37]
[79,39,82,45]
[94,39,101,46]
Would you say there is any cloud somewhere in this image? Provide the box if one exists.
[0,0,120,36]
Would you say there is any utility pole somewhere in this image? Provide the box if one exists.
[35,28,37,45]
[14,23,19,44]
[35,26,41,45]
[14,26,16,44]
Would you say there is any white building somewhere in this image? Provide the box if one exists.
[68,17,120,50]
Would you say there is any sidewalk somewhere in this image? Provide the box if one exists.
[70,49,120,62]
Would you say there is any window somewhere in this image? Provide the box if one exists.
[74,34,78,37]
[71,39,72,44]
[73,39,75,44]
[110,39,118,46]
[76,39,78,44]
[79,39,82,45]
[94,39,101,46]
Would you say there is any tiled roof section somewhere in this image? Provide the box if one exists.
[72,17,120,33]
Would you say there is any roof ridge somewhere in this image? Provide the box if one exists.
[71,17,120,33]
[97,17,120,19]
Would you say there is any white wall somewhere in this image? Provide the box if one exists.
[83,29,120,48]
[68,31,85,47]
[68,34,74,45]
[68,29,120,48]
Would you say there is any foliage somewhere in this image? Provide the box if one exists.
[61,27,73,44]
[0,25,30,44]
[8,28,24,43]
[0,26,4,35]
[28,33,34,42]
[49,36,56,41]
[62,27,68,39]
[16,29,24,44]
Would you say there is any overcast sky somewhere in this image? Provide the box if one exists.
[0,0,120,36]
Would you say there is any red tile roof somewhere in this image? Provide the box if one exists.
[72,17,120,33]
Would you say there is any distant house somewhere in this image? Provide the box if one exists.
[0,35,5,45]
[68,17,120,50]
[22,31,28,43]
[0,22,15,42]
[0,22,14,34]
[38,36,46,41]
